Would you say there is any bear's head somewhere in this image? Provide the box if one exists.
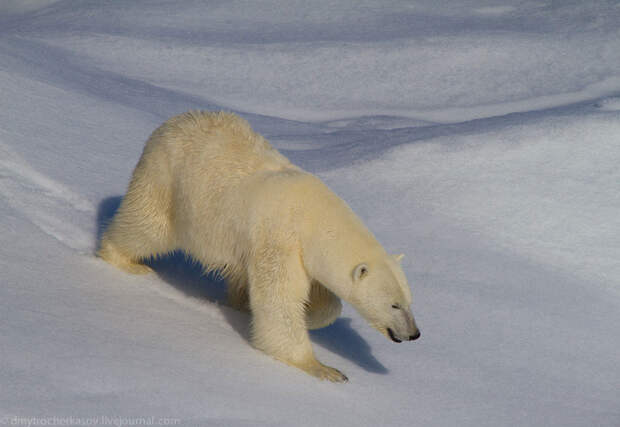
[349,254,420,343]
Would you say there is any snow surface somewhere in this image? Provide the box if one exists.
[1,1,620,426]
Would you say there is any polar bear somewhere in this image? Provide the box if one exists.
[98,111,420,382]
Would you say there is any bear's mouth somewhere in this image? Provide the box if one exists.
[386,328,402,343]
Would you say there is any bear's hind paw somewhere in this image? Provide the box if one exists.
[122,262,154,275]
[97,242,154,275]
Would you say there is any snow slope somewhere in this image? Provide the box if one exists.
[1,1,619,426]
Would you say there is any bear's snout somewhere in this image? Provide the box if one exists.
[387,327,420,343]
[385,307,419,343]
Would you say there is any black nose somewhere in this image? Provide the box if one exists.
[409,330,421,341]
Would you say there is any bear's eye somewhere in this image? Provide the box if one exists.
[391,304,401,310]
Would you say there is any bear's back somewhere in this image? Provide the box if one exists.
[144,111,293,181]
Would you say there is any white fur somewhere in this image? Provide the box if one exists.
[98,111,419,381]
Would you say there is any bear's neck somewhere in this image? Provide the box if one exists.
[300,186,385,302]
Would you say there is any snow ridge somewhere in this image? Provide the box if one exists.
[0,141,93,252]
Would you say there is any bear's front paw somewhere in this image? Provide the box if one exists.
[306,362,348,383]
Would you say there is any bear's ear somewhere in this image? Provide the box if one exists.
[393,253,405,263]
[353,263,369,281]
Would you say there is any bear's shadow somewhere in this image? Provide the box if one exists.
[97,196,387,375]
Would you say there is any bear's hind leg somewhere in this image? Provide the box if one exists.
[248,245,347,382]
[98,166,174,274]
[227,271,250,312]
[306,280,342,330]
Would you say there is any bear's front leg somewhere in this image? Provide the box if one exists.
[248,244,348,382]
